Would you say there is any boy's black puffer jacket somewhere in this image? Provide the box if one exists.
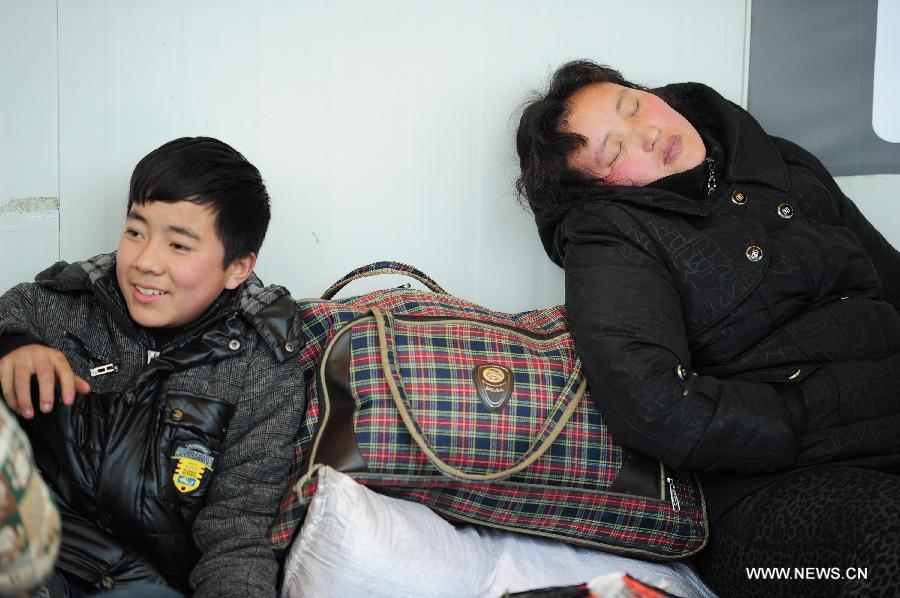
[0,253,305,596]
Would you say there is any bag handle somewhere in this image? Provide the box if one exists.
[370,307,588,482]
[321,261,448,300]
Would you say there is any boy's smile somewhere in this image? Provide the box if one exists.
[115,200,252,329]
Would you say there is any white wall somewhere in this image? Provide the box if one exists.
[3,0,896,312]
[0,0,59,289]
[836,175,900,245]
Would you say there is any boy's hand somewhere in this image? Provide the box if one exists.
[0,344,90,419]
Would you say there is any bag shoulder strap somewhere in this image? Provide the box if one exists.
[321,261,448,299]
[370,307,587,482]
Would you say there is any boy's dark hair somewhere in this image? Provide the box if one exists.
[128,137,271,267]
[515,60,650,218]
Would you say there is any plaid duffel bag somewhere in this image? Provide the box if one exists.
[269,262,707,560]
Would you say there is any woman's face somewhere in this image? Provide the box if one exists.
[561,82,706,186]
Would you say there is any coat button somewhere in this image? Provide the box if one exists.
[745,245,763,262]
[101,576,115,590]
[675,363,688,380]
[170,409,184,421]
[228,339,241,351]
[731,191,747,205]
[284,341,295,353]
[777,203,794,219]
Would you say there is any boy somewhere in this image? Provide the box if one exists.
[0,137,305,596]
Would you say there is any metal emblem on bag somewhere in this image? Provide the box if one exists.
[473,364,513,411]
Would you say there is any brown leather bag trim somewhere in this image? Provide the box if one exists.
[313,328,369,473]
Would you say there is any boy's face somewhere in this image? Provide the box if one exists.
[115,200,254,329]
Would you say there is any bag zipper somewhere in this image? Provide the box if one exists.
[667,477,682,512]
[392,314,564,341]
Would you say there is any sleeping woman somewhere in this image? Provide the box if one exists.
[514,59,900,597]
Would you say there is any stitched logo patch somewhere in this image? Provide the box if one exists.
[473,364,513,411]
[171,443,214,494]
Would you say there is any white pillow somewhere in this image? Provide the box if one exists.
[280,466,715,598]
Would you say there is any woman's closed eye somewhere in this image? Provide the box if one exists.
[608,141,623,167]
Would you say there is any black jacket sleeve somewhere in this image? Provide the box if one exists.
[0,332,44,359]
[564,237,900,474]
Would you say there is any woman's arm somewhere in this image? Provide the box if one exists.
[565,238,900,473]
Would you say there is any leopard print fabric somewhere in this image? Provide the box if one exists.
[694,466,900,597]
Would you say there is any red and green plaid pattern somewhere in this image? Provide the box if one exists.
[351,318,618,486]
[268,268,707,558]
[343,469,702,557]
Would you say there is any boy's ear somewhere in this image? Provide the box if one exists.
[224,253,257,290]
